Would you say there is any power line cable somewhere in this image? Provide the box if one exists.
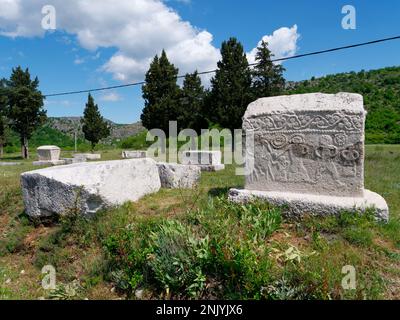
[44,35,400,97]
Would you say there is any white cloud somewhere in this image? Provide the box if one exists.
[74,57,85,65]
[0,0,299,83]
[100,92,122,102]
[247,25,300,65]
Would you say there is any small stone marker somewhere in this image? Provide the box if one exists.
[37,145,61,161]
[229,93,389,221]
[34,146,65,166]
[122,150,147,159]
[181,150,225,171]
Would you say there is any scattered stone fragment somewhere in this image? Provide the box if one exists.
[157,162,201,189]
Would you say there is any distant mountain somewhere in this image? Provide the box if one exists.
[46,117,145,143]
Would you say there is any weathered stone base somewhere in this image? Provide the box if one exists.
[74,153,101,160]
[228,188,389,221]
[33,160,66,166]
[196,164,225,172]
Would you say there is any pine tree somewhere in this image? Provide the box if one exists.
[208,38,253,131]
[252,40,286,98]
[178,71,206,133]
[141,50,180,134]
[6,67,46,159]
[81,93,111,151]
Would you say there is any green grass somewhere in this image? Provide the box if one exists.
[0,145,399,300]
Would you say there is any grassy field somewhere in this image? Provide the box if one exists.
[0,145,399,300]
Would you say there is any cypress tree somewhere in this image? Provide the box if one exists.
[178,71,205,133]
[208,38,252,131]
[81,93,111,151]
[252,40,285,98]
[141,50,180,134]
[6,67,46,159]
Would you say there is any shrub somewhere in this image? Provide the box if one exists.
[147,220,209,298]
[103,199,282,299]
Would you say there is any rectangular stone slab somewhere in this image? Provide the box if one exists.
[122,150,147,159]
[74,153,101,160]
[182,150,222,166]
[243,93,366,197]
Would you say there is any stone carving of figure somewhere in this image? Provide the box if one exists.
[314,135,345,186]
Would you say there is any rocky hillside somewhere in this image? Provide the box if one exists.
[46,117,145,142]
[287,66,400,144]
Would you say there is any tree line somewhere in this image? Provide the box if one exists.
[0,67,110,159]
[0,38,284,158]
[141,38,285,134]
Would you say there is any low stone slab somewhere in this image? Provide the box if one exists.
[0,162,22,166]
[33,160,66,166]
[157,163,201,189]
[74,153,101,161]
[196,164,225,172]
[228,189,389,221]
[62,157,87,165]
[21,158,161,218]
[122,150,147,159]
[37,146,61,161]
[181,150,225,171]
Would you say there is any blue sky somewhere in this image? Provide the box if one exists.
[0,0,399,124]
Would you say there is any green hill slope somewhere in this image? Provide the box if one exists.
[287,66,400,144]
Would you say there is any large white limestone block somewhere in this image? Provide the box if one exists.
[243,93,366,197]
[229,93,389,220]
[21,159,161,218]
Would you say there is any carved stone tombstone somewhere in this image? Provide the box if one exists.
[229,93,389,221]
